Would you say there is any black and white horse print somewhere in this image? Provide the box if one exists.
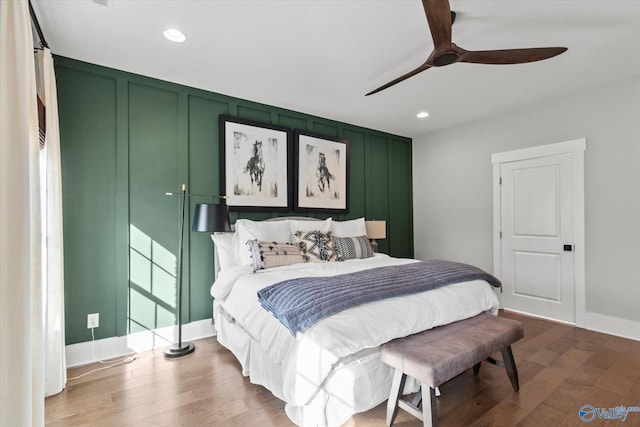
[316,152,335,193]
[245,140,265,192]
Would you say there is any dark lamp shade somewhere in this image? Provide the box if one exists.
[192,203,231,233]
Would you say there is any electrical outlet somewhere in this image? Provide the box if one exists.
[87,313,99,329]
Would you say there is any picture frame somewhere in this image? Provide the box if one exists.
[219,115,292,211]
[294,130,349,213]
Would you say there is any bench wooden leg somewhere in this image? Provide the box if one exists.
[411,388,423,407]
[473,362,481,375]
[501,345,519,391]
[387,369,406,427]
[421,384,437,427]
[409,385,440,409]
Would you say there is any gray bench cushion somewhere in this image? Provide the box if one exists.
[380,313,524,388]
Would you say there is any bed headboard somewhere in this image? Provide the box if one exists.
[213,216,323,280]
[263,216,324,222]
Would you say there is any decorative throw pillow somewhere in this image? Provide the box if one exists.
[333,235,374,260]
[247,240,307,272]
[294,230,340,262]
[287,218,331,241]
[236,219,292,266]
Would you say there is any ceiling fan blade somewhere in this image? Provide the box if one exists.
[422,0,453,50]
[366,63,432,96]
[460,47,567,65]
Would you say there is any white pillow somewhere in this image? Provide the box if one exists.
[211,232,239,271]
[235,219,293,266]
[288,217,332,241]
[331,217,367,237]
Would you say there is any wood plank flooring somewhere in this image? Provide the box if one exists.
[46,311,640,426]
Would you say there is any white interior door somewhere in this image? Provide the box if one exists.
[499,153,576,322]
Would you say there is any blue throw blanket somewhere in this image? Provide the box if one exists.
[257,260,501,335]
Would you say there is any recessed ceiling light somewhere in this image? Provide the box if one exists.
[163,28,186,43]
[416,111,430,118]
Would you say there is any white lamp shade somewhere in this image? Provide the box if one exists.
[365,220,386,239]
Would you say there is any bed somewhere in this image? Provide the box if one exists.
[210,217,500,427]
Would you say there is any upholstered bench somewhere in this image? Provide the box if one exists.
[380,313,524,427]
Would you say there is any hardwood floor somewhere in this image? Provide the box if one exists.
[46,311,640,426]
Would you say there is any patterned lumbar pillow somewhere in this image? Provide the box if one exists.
[332,235,374,260]
[294,230,340,262]
[247,240,306,272]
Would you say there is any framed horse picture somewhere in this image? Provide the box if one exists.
[219,115,292,211]
[294,130,349,213]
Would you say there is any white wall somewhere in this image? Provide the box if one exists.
[412,75,640,333]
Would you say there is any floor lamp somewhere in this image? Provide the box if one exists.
[164,185,231,358]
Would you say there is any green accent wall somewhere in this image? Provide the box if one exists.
[55,56,413,345]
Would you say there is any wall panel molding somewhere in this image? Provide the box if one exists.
[55,55,413,344]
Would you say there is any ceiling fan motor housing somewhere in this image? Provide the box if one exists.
[433,53,458,66]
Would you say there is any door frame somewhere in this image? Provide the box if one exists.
[491,138,586,327]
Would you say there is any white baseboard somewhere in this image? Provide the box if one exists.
[501,307,640,342]
[581,312,640,341]
[66,318,216,368]
[501,307,576,326]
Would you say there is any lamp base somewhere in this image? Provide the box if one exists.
[163,342,195,358]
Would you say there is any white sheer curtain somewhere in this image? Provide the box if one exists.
[37,48,67,397]
[0,0,44,425]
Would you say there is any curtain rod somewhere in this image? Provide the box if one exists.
[29,0,49,49]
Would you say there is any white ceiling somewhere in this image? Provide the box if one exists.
[33,0,640,139]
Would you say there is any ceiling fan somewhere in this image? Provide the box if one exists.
[366,0,567,96]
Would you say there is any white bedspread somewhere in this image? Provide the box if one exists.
[211,254,500,425]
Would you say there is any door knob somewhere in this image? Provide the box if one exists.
[563,244,573,252]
